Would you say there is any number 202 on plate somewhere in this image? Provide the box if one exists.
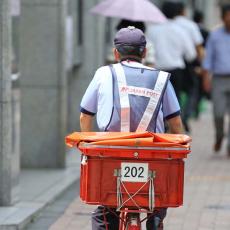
[121,163,149,182]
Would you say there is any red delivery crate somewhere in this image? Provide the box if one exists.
[66,132,191,210]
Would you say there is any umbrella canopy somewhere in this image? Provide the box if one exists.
[90,0,167,23]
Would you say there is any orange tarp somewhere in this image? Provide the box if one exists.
[66,132,191,148]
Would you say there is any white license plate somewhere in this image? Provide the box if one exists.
[121,163,149,182]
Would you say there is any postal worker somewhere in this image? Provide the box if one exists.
[80,26,184,230]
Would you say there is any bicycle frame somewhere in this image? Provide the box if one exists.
[114,168,156,230]
[119,209,141,230]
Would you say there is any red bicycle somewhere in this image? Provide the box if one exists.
[66,132,191,230]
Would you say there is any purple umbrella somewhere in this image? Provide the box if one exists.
[90,0,167,23]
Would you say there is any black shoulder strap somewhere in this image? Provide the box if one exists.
[104,65,116,131]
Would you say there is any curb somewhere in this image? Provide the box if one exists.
[0,153,81,230]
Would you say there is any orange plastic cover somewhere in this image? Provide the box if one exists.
[66,132,191,148]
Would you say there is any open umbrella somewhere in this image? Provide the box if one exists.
[90,0,167,23]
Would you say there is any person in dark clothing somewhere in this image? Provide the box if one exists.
[193,10,209,45]
[173,2,204,132]
[192,10,210,118]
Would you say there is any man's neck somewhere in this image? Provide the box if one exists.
[120,57,142,63]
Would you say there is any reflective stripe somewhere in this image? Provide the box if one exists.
[136,71,168,132]
[113,64,130,132]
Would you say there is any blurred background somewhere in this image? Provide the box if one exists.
[1,0,230,229]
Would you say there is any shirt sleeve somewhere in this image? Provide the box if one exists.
[80,68,102,115]
[182,30,197,62]
[191,23,204,45]
[162,81,181,120]
[202,33,214,72]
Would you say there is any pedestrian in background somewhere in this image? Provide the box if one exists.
[174,3,204,61]
[173,2,204,132]
[147,1,196,103]
[202,4,230,156]
[192,10,210,119]
[193,10,209,45]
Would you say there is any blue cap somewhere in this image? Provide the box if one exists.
[114,26,147,47]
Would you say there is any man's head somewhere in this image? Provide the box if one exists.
[193,10,204,24]
[221,4,230,31]
[174,2,185,17]
[113,26,147,62]
[162,1,178,19]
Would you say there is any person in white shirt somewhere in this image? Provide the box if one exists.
[147,1,196,102]
[173,1,204,132]
[174,3,204,60]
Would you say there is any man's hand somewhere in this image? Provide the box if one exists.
[80,113,94,132]
[202,69,212,93]
[167,116,184,134]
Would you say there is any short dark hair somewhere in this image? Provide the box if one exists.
[162,2,178,19]
[193,10,204,23]
[117,45,145,59]
[116,20,146,33]
[221,4,230,18]
[174,2,185,16]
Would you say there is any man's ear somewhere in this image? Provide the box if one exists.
[142,48,147,59]
[113,48,120,61]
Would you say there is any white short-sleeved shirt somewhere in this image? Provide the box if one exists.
[80,61,181,132]
[174,16,204,46]
[147,21,196,70]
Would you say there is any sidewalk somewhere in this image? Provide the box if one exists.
[49,106,230,230]
[0,150,81,230]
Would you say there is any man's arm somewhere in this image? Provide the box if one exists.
[202,69,212,92]
[162,80,184,134]
[196,44,205,62]
[192,23,204,62]
[167,115,184,134]
[80,113,94,132]
[202,33,214,92]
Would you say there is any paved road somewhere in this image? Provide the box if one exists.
[25,183,78,230]
[27,108,230,230]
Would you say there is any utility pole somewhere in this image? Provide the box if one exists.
[0,0,13,206]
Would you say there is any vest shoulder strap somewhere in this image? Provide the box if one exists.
[113,63,130,132]
[136,71,170,132]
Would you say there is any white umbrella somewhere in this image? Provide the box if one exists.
[90,0,167,23]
